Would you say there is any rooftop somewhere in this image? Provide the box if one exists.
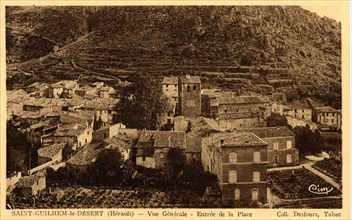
[204,131,267,148]
[51,80,77,89]
[66,142,104,166]
[315,106,340,113]
[82,98,118,110]
[38,143,66,159]
[239,126,295,138]
[104,134,133,151]
[285,101,311,109]
[54,123,86,137]
[136,130,186,149]
[162,77,178,84]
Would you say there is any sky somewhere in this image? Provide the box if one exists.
[299,3,342,22]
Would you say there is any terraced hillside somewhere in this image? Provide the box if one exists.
[6,6,341,108]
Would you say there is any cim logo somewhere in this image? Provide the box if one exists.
[308,184,334,195]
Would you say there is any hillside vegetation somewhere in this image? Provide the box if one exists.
[6,6,341,108]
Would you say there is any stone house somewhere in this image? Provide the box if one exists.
[240,127,299,167]
[162,76,179,125]
[14,171,46,198]
[53,123,92,151]
[136,130,186,169]
[92,123,126,142]
[37,143,66,165]
[202,132,268,203]
[79,98,118,127]
[66,142,105,177]
[284,101,313,122]
[104,134,133,160]
[312,106,341,130]
[48,80,79,99]
[185,134,202,163]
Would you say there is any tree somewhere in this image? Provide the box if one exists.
[266,113,288,127]
[114,72,168,129]
[7,120,31,174]
[89,148,125,185]
[163,147,187,179]
[293,125,323,156]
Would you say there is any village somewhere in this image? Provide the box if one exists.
[6,74,342,208]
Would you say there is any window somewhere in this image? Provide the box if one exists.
[253,171,260,182]
[142,156,146,161]
[166,85,168,88]
[287,154,292,163]
[228,170,237,183]
[160,152,164,159]
[187,85,191,92]
[167,112,172,117]
[332,119,334,123]
[229,153,237,164]
[175,84,177,87]
[253,151,261,163]
[252,189,259,201]
[273,155,279,165]
[85,139,87,144]
[224,109,227,113]
[193,85,197,90]
[234,188,240,200]
[332,113,335,117]
[273,142,279,150]
[302,109,304,113]
[287,140,292,149]
[294,109,297,113]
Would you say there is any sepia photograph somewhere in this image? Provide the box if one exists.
[3,3,346,214]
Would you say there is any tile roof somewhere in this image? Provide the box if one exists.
[66,142,104,166]
[285,101,311,109]
[29,119,56,130]
[218,96,269,105]
[179,75,201,84]
[315,106,340,113]
[82,98,118,110]
[38,143,65,159]
[51,80,77,89]
[203,132,267,148]
[104,134,133,151]
[239,126,295,138]
[190,117,222,136]
[59,114,91,127]
[153,131,186,149]
[162,77,179,84]
[54,124,86,137]
[136,130,186,149]
[217,112,256,120]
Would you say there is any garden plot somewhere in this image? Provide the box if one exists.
[268,168,341,199]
